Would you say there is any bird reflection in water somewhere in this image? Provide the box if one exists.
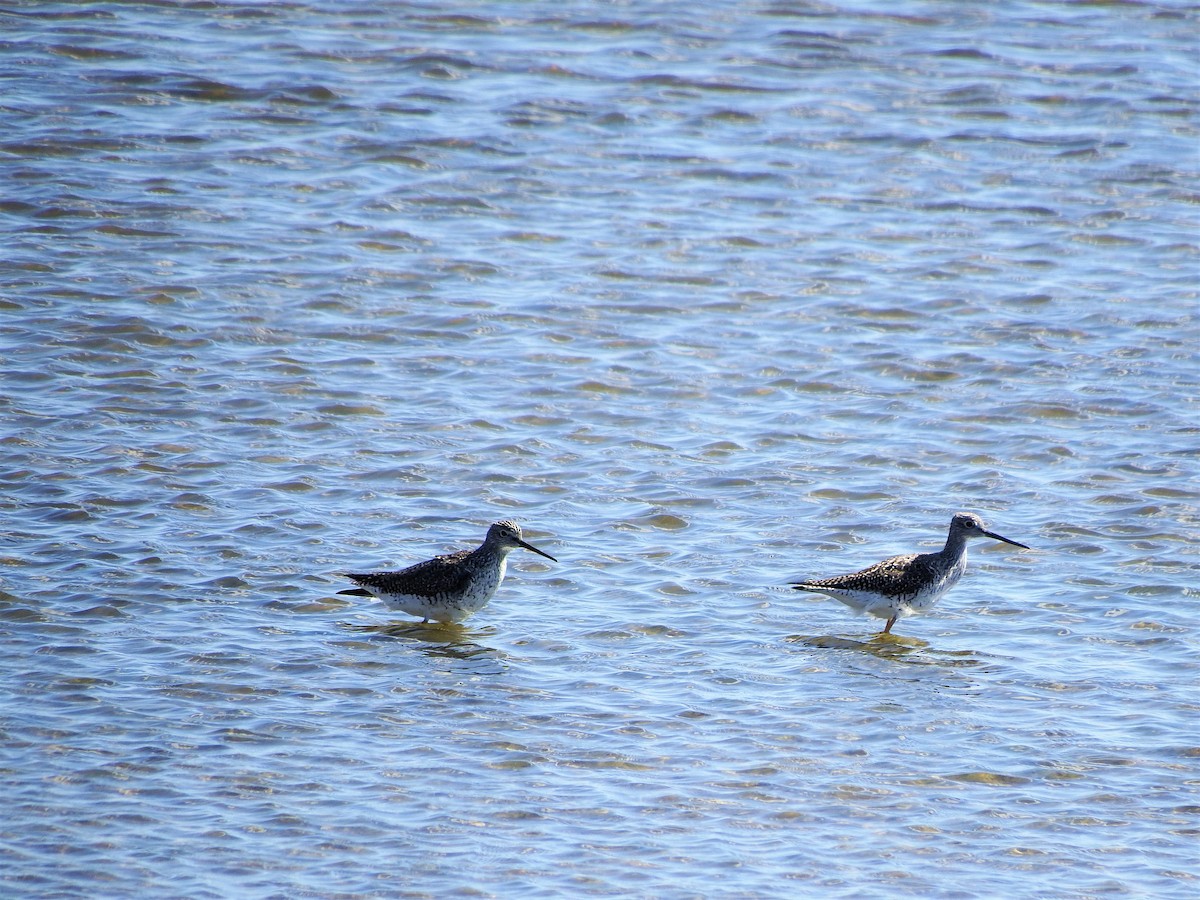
[340,620,502,663]
[786,632,984,667]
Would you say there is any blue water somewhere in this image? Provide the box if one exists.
[1,2,1198,897]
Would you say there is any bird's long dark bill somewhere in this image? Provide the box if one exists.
[519,539,557,562]
[984,530,1030,550]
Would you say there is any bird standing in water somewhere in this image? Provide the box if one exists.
[790,512,1029,634]
[340,520,556,625]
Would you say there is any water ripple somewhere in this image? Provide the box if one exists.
[1,1,1198,898]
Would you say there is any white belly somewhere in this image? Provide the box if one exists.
[378,558,506,624]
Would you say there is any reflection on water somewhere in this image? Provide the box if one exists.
[340,620,505,665]
[786,633,988,668]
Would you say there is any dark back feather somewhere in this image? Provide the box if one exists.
[345,549,474,599]
[797,551,943,599]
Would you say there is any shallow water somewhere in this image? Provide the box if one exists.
[1,1,1198,897]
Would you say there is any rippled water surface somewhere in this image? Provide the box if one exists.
[2,1,1198,897]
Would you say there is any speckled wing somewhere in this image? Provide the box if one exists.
[345,549,473,599]
[794,551,938,600]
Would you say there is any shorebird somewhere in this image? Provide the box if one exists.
[339,520,556,624]
[790,512,1029,634]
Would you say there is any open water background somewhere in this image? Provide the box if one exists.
[1,1,1198,897]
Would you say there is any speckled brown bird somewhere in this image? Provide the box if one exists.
[339,520,556,624]
[790,512,1029,634]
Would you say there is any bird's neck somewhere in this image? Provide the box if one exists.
[474,543,512,565]
[942,529,969,560]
